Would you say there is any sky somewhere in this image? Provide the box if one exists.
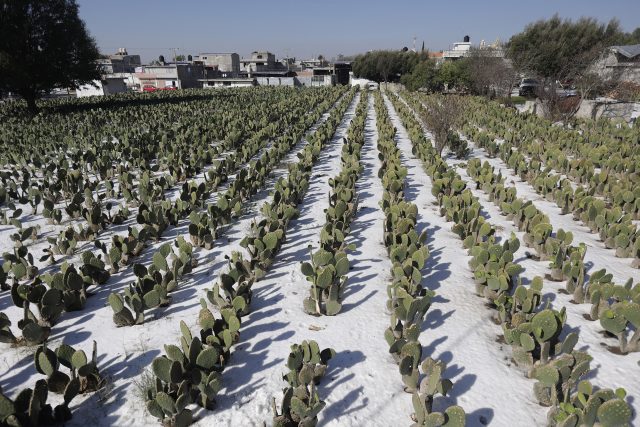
[77,0,640,63]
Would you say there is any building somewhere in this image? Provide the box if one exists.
[594,44,640,84]
[333,62,352,85]
[240,51,278,74]
[193,53,240,75]
[76,77,127,97]
[442,36,505,61]
[136,64,205,91]
[443,36,472,60]
[98,48,141,74]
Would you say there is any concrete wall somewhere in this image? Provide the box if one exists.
[576,99,640,123]
[199,53,240,74]
[592,51,640,84]
[76,79,127,97]
[204,81,254,88]
[177,64,205,89]
[515,98,640,124]
[256,77,295,86]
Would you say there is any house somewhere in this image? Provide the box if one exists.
[136,63,205,91]
[442,36,505,61]
[98,48,141,73]
[76,77,127,97]
[595,44,640,84]
[240,51,283,74]
[443,36,472,60]
[193,53,240,75]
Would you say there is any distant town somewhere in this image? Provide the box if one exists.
[71,35,507,96]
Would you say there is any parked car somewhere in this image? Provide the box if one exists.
[556,82,578,98]
[518,78,540,97]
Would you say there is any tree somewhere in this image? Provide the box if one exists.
[352,50,426,82]
[420,95,463,157]
[507,15,636,120]
[437,60,471,92]
[400,59,439,92]
[466,47,517,98]
[175,54,186,62]
[0,0,100,114]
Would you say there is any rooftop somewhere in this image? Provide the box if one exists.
[611,44,640,59]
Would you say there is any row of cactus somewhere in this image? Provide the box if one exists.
[392,90,633,426]
[0,87,336,233]
[465,159,591,297]
[271,340,335,426]
[0,340,104,426]
[588,278,640,354]
[0,251,110,346]
[0,89,342,336]
[145,319,231,427]
[185,87,351,252]
[377,92,466,426]
[1,93,343,350]
[0,93,345,361]
[463,156,640,356]
[460,107,640,268]
[301,90,369,316]
[459,97,640,220]
[143,89,357,427]
[108,237,195,326]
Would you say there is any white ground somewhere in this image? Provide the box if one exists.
[0,91,637,427]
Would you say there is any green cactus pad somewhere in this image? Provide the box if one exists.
[597,398,632,427]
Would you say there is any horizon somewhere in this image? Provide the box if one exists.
[78,0,640,63]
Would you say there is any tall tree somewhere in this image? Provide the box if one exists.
[507,15,635,120]
[352,50,425,82]
[466,47,517,98]
[0,0,101,114]
[400,58,439,92]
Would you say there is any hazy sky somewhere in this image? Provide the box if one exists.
[77,0,640,62]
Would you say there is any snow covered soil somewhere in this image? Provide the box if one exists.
[1,89,637,427]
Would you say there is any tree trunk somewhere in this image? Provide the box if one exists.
[25,94,38,115]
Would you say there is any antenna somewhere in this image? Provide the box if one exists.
[413,36,417,52]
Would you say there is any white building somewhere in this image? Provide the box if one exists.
[443,36,472,60]
[76,77,127,97]
[442,36,505,61]
[201,78,256,89]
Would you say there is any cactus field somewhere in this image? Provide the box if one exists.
[0,86,639,426]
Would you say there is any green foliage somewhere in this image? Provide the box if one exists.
[352,50,427,82]
[273,340,334,426]
[0,0,101,113]
[507,15,636,80]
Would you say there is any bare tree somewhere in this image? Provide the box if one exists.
[420,95,463,156]
[467,47,518,98]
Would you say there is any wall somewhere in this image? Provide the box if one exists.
[103,79,127,95]
[177,64,205,89]
[76,79,127,97]
[199,53,240,74]
[256,77,295,86]
[576,99,640,123]
[76,80,104,97]
[294,76,333,87]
